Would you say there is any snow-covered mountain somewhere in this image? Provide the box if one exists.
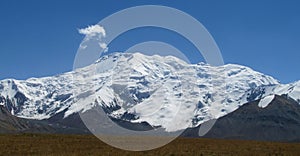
[0,52,299,132]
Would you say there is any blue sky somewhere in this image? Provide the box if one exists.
[0,0,299,83]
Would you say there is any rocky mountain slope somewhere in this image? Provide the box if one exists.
[183,94,300,141]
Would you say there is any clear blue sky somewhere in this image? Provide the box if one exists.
[0,0,299,83]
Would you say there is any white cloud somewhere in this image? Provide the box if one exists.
[78,25,106,37]
[99,43,107,49]
[99,43,108,52]
[78,25,108,52]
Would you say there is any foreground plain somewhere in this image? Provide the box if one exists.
[0,134,299,156]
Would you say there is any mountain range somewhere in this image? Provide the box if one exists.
[0,52,299,141]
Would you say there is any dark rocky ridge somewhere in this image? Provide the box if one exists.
[182,95,300,142]
[0,105,55,133]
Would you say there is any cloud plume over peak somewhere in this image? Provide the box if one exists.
[78,25,108,52]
